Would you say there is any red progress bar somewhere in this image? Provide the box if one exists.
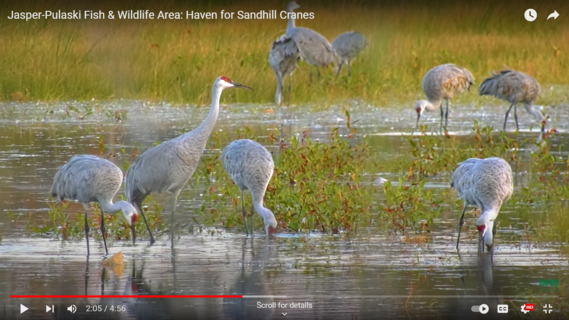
[11,295,242,298]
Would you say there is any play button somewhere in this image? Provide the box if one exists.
[20,304,29,314]
[479,304,489,314]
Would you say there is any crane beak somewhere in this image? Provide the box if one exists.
[416,113,421,128]
[231,81,253,91]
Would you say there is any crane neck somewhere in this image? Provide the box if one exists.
[286,12,295,34]
[425,100,442,112]
[193,84,223,140]
[98,200,123,215]
[524,103,544,122]
[253,202,270,219]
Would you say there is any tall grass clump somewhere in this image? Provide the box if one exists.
[0,0,567,105]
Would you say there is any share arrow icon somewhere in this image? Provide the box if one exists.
[547,10,559,20]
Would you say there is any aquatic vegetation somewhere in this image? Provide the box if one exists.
[406,122,522,177]
[18,116,569,247]
[380,178,444,233]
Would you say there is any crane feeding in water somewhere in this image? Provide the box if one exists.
[479,68,546,133]
[451,157,513,260]
[125,76,253,250]
[51,155,138,257]
[269,34,300,106]
[332,31,368,77]
[285,1,337,82]
[414,64,475,132]
[222,139,277,236]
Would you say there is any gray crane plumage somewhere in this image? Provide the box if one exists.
[125,76,252,249]
[478,68,545,132]
[269,34,300,106]
[221,139,277,235]
[332,31,368,77]
[414,63,475,132]
[285,1,338,82]
[451,157,513,260]
[51,155,138,257]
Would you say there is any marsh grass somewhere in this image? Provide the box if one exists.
[1,1,568,105]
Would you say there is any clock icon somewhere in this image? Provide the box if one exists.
[525,9,537,21]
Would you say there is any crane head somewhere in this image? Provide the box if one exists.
[217,76,253,91]
[286,1,300,12]
[414,100,429,127]
[414,100,429,115]
[117,201,139,244]
[477,221,494,251]
[263,210,278,235]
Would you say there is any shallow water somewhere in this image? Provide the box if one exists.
[0,101,568,319]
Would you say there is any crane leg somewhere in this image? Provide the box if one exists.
[456,203,468,250]
[491,222,497,262]
[316,66,321,80]
[250,203,255,235]
[276,74,283,106]
[83,205,90,257]
[134,199,155,245]
[309,65,313,83]
[335,63,343,80]
[440,104,444,133]
[100,210,109,256]
[503,104,514,131]
[514,104,519,131]
[170,190,181,251]
[445,99,450,130]
[287,73,293,106]
[241,190,249,236]
[348,62,352,76]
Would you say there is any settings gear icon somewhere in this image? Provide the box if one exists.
[521,303,534,313]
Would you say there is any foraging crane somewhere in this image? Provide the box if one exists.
[451,158,482,249]
[332,31,368,77]
[451,157,513,260]
[414,64,475,132]
[269,34,300,106]
[125,76,253,249]
[479,68,545,132]
[285,1,337,82]
[51,155,138,257]
[221,139,277,236]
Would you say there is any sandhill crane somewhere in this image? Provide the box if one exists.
[221,139,277,236]
[332,31,368,77]
[451,157,513,260]
[125,77,253,249]
[414,64,475,132]
[269,34,300,106]
[479,68,545,132]
[285,1,338,82]
[51,155,138,257]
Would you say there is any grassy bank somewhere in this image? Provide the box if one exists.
[0,1,568,105]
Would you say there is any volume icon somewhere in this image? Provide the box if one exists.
[67,304,77,313]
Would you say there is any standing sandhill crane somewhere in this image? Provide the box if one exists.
[479,68,545,132]
[51,155,138,257]
[269,34,300,106]
[414,64,475,132]
[451,157,513,260]
[332,31,368,77]
[221,139,277,236]
[125,77,253,249]
[285,1,338,82]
